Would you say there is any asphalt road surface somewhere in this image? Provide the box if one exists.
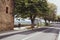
[0,23,60,40]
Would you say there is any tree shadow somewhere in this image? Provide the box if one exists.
[0,26,60,39]
[42,28,59,34]
[0,28,48,39]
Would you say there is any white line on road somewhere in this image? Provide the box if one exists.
[22,29,49,40]
[57,31,60,40]
[22,32,41,40]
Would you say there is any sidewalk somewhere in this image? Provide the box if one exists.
[0,27,28,37]
[0,26,48,38]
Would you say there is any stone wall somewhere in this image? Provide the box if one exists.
[0,0,14,31]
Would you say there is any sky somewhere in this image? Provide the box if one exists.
[48,0,60,15]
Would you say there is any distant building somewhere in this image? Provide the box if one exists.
[0,0,14,31]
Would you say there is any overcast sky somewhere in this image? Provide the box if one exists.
[48,0,60,15]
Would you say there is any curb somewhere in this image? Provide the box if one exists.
[0,27,48,39]
[0,30,27,39]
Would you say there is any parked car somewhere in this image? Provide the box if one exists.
[14,18,44,27]
[14,18,31,27]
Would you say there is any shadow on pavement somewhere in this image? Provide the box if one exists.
[0,28,48,39]
[42,28,59,34]
[0,27,60,39]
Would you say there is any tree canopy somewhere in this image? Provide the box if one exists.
[14,0,52,28]
[47,3,57,21]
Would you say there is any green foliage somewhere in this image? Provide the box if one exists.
[14,0,49,27]
[14,0,48,18]
[47,3,57,21]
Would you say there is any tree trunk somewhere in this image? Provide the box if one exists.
[30,13,37,29]
[31,19,35,29]
[44,19,47,26]
[48,20,50,23]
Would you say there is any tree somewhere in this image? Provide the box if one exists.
[39,2,57,25]
[56,16,60,22]
[14,0,48,28]
[47,3,57,22]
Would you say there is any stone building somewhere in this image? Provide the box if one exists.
[0,0,14,31]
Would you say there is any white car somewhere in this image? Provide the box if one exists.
[14,18,31,27]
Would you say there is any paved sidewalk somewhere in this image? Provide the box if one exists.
[0,26,56,39]
[0,27,28,38]
[0,30,26,37]
[0,27,59,40]
[0,27,48,39]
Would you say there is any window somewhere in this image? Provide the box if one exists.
[7,0,9,1]
[6,7,8,13]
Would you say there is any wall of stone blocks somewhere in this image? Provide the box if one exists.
[0,0,14,31]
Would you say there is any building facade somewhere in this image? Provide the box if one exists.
[0,0,14,31]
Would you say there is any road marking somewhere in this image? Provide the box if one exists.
[22,32,41,40]
[22,29,49,40]
[57,31,60,40]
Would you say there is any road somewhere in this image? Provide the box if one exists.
[0,23,60,40]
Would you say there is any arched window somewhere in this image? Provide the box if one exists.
[6,7,8,13]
